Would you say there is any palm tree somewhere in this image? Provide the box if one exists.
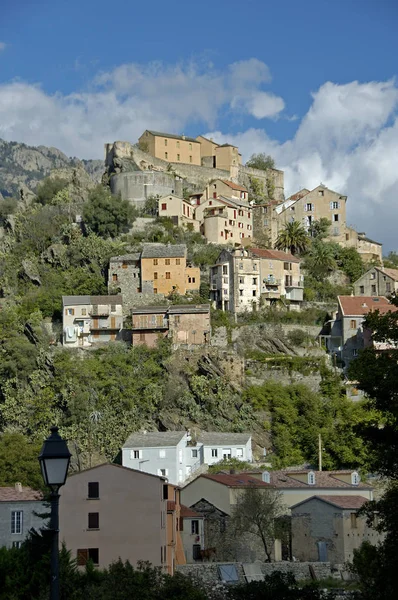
[304,240,337,281]
[275,221,310,255]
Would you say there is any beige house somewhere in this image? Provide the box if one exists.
[210,248,260,313]
[139,130,201,165]
[59,464,171,571]
[196,136,242,174]
[250,248,304,310]
[291,495,382,564]
[140,243,200,295]
[196,196,253,245]
[62,295,123,347]
[345,227,383,263]
[354,266,398,297]
[158,194,199,231]
[205,179,248,202]
[130,305,211,348]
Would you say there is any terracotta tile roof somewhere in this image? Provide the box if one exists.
[250,248,300,263]
[269,470,372,490]
[180,504,203,518]
[380,268,398,281]
[220,180,248,193]
[201,473,273,488]
[292,495,368,510]
[338,296,397,317]
[0,486,44,502]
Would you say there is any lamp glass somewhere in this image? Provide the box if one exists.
[41,457,70,487]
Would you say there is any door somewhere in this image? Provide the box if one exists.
[317,541,328,562]
[93,318,99,339]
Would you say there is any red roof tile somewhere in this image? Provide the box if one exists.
[0,486,44,502]
[338,296,397,317]
[293,495,368,510]
[250,248,300,263]
[201,473,273,488]
[220,180,248,193]
[180,504,203,518]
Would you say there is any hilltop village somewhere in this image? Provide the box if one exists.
[0,129,396,594]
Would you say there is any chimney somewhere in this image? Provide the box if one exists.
[15,482,23,493]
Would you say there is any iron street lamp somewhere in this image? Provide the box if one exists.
[38,426,71,600]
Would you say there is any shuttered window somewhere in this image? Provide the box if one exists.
[88,513,99,529]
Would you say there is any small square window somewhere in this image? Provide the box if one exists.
[165,259,170,265]
[371,285,376,294]
[211,449,218,458]
[159,449,166,458]
[112,274,118,282]
[161,203,167,210]
[153,259,158,266]
[350,320,357,329]
[359,285,364,294]
[192,449,198,458]
[132,450,141,459]
[176,258,181,265]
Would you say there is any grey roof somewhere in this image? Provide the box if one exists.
[141,243,187,259]
[110,253,141,263]
[146,130,199,144]
[218,195,251,209]
[62,295,123,306]
[130,304,210,315]
[123,431,187,448]
[198,432,251,445]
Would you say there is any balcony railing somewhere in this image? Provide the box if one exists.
[89,309,110,317]
[263,278,281,286]
[131,320,169,330]
[284,280,303,288]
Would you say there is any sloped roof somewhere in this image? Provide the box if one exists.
[123,431,187,448]
[62,295,123,306]
[250,248,300,263]
[358,233,382,246]
[338,295,396,317]
[145,130,199,143]
[201,473,273,488]
[66,462,167,481]
[141,243,187,259]
[218,180,248,193]
[0,486,44,502]
[110,254,141,263]
[198,432,251,445]
[180,504,203,518]
[291,495,368,511]
[269,470,372,490]
[130,305,210,315]
[217,195,251,209]
[380,268,398,281]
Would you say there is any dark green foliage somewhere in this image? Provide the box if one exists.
[383,251,398,269]
[0,196,18,224]
[143,195,159,217]
[337,247,365,282]
[227,572,326,600]
[0,433,44,490]
[308,217,331,240]
[287,329,308,347]
[246,153,275,171]
[35,176,68,205]
[275,221,310,255]
[83,185,135,238]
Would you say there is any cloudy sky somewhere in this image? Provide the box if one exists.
[1,0,397,250]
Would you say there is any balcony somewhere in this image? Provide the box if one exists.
[262,291,281,299]
[89,309,110,317]
[131,320,169,330]
[263,278,281,287]
[284,280,303,289]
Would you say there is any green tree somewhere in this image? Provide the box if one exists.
[246,153,275,171]
[383,251,398,269]
[275,221,310,255]
[337,247,364,282]
[35,176,68,205]
[308,217,331,240]
[0,433,44,490]
[304,240,337,281]
[83,185,135,238]
[0,196,18,224]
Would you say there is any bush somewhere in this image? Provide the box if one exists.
[287,329,308,347]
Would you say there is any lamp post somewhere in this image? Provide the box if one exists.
[38,426,71,600]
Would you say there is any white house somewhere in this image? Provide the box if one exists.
[122,431,252,486]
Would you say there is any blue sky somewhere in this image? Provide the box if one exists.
[1,0,398,249]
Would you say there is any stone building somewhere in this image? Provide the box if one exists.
[108,254,141,303]
[195,196,253,245]
[130,304,211,348]
[139,130,201,166]
[140,243,200,295]
[354,266,398,297]
[344,227,383,263]
[0,484,45,549]
[291,495,382,564]
[210,248,260,313]
[62,295,123,347]
[110,170,183,209]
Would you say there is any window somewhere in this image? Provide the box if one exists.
[191,520,199,535]
[239,277,244,284]
[88,548,99,565]
[211,449,218,458]
[81,308,87,315]
[371,285,376,294]
[189,155,192,163]
[236,448,244,457]
[174,315,180,324]
[359,286,364,294]
[222,266,228,275]
[352,349,358,357]
[112,274,118,282]
[350,320,357,329]
[166,272,171,279]
[12,541,22,549]
[164,139,168,146]
[191,449,198,458]
[139,333,146,341]
[165,258,170,265]
[262,471,270,483]
[131,450,142,459]
[164,152,168,159]
[77,549,88,566]
[88,482,99,499]
[239,290,243,296]
[193,544,202,560]
[153,259,158,265]
[66,308,74,316]
[318,190,324,196]
[223,289,228,295]
[159,449,166,458]
[283,262,291,271]
[88,513,99,530]
[305,203,313,211]
[351,513,357,528]
[333,214,339,222]
[159,468,168,477]
[386,282,391,292]
[308,471,315,485]
[176,258,180,265]
[153,288,158,294]
[177,154,180,161]
[189,143,192,150]
[332,201,339,209]
[11,511,23,534]
[176,141,180,148]
[110,304,116,313]
[252,278,257,285]
[252,290,257,297]
[161,203,167,210]
[154,272,158,280]
[370,272,376,280]
[346,233,349,241]
[351,471,360,485]
[223,449,231,459]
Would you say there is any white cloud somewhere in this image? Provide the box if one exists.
[0,42,6,52]
[205,79,398,251]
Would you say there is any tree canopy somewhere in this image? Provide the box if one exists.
[83,185,136,238]
[246,153,275,171]
[275,221,310,255]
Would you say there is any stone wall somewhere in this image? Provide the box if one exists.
[110,171,183,208]
[238,165,285,202]
[211,323,323,349]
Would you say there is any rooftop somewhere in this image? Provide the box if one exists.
[62,295,123,306]
[358,233,382,246]
[291,495,368,511]
[180,504,203,518]
[380,267,398,281]
[123,430,187,448]
[131,304,210,315]
[198,432,251,446]
[109,253,141,263]
[201,473,273,488]
[338,295,397,317]
[141,243,187,259]
[250,248,300,263]
[0,486,43,502]
[218,180,248,193]
[145,130,199,144]
[269,470,372,490]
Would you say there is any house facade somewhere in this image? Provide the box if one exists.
[139,130,201,166]
[130,305,211,348]
[345,228,383,263]
[353,267,398,297]
[291,495,382,564]
[62,295,123,347]
[196,196,253,245]
[59,464,182,573]
[197,136,242,174]
[210,248,260,313]
[179,505,205,563]
[122,431,252,486]
[250,248,304,310]
[140,243,200,296]
[157,195,199,230]
[205,180,248,202]
[0,484,45,549]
